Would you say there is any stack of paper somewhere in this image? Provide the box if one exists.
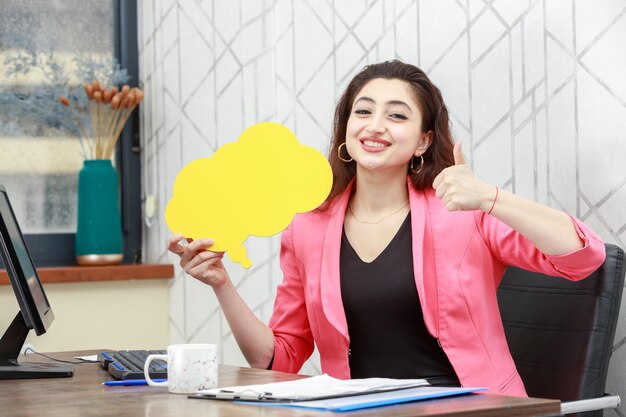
[194,374,429,401]
[191,374,486,411]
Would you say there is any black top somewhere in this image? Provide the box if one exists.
[340,212,459,384]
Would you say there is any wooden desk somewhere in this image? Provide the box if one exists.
[0,350,561,417]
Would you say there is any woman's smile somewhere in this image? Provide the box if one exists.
[360,137,391,152]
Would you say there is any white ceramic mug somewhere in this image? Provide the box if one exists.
[144,344,218,394]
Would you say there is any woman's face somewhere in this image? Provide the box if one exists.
[345,78,431,174]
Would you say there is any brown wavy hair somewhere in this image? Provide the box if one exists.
[324,60,455,205]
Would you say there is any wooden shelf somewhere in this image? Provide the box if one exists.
[0,263,174,285]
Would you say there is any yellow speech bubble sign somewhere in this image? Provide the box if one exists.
[165,122,333,268]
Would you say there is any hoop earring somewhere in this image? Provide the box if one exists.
[338,143,353,163]
[410,154,424,174]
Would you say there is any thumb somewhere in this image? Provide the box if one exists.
[453,142,466,165]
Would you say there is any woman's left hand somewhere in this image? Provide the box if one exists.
[433,142,496,212]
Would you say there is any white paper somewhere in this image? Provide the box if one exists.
[197,374,429,401]
[74,355,98,362]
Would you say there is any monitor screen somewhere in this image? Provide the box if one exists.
[0,188,53,335]
[0,185,72,379]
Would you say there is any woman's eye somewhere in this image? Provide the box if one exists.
[354,109,371,115]
[390,113,408,120]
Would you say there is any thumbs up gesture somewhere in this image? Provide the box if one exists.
[432,142,495,212]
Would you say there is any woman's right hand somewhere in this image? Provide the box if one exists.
[167,234,229,288]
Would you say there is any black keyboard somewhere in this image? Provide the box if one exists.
[98,350,167,380]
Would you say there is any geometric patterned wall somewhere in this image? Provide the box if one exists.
[138,0,626,410]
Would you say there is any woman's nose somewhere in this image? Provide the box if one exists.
[366,115,385,135]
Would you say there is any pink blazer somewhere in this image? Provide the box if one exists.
[268,180,606,396]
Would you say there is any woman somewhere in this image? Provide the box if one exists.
[168,60,605,396]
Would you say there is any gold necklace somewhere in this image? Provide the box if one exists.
[348,201,410,225]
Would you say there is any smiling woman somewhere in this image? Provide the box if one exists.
[166,59,606,396]
[327,61,455,201]
[345,79,426,174]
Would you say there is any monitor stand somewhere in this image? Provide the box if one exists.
[0,312,73,379]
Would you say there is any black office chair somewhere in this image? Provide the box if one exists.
[498,243,625,417]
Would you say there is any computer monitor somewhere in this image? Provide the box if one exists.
[0,185,73,379]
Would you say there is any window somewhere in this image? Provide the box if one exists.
[0,0,140,266]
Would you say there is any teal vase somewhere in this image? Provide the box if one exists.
[75,160,123,265]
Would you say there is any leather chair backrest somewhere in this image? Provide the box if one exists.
[498,244,624,417]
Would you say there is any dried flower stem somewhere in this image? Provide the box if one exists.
[62,81,144,160]
[60,95,90,159]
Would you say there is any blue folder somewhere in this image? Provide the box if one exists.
[235,386,488,412]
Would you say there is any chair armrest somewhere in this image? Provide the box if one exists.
[560,395,621,415]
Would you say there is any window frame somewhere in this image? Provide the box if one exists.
[24,0,141,267]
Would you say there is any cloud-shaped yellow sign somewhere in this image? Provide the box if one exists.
[165,122,332,268]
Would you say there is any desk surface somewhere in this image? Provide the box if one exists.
[0,350,561,417]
